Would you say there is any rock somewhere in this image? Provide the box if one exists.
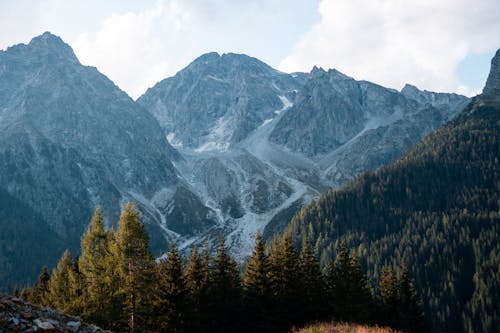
[0,295,111,332]
[483,49,500,97]
[34,319,55,330]
[66,321,81,332]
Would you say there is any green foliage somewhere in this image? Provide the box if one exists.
[30,266,50,305]
[154,243,190,333]
[283,105,500,332]
[21,203,423,333]
[113,203,156,332]
[78,207,114,326]
[326,243,373,323]
[47,250,74,311]
[243,233,273,332]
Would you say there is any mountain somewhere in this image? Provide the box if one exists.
[281,50,500,332]
[138,52,468,258]
[137,52,304,150]
[0,32,216,290]
[0,32,472,289]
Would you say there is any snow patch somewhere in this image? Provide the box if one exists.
[275,95,293,114]
[166,132,183,148]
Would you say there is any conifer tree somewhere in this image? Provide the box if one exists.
[397,265,426,333]
[30,266,50,305]
[154,243,190,333]
[269,236,303,331]
[209,237,242,333]
[48,250,74,312]
[113,203,156,333]
[78,207,112,325]
[326,243,351,321]
[379,266,399,326]
[348,252,373,322]
[184,245,206,332]
[243,233,272,332]
[300,239,327,324]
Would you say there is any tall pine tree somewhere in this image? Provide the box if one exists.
[243,233,273,332]
[300,239,327,324]
[112,203,156,333]
[48,250,74,312]
[78,207,113,326]
[154,243,190,333]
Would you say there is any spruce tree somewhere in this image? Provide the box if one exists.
[243,233,272,332]
[269,236,302,331]
[78,207,112,325]
[348,252,373,323]
[154,243,190,333]
[379,266,399,326]
[326,243,351,321]
[48,250,74,312]
[397,265,426,333]
[300,239,327,324]
[30,266,50,305]
[113,203,156,333]
[209,237,242,333]
[185,245,205,332]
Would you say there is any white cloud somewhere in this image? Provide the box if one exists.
[72,2,181,99]
[279,0,500,96]
[70,0,318,99]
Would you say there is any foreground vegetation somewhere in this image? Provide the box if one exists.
[16,203,424,333]
[292,322,401,333]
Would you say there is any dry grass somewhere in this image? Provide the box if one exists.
[291,321,402,333]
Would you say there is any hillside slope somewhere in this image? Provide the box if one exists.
[283,50,500,332]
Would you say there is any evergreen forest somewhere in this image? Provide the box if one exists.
[17,203,425,333]
[282,100,499,332]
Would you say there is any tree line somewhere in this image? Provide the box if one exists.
[16,203,425,333]
[282,104,500,332]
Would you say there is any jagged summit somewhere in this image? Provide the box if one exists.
[483,48,500,97]
[183,51,278,76]
[2,31,79,64]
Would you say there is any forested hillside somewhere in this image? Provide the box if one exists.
[16,203,425,333]
[283,93,499,332]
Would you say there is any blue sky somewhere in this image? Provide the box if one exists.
[1,0,499,98]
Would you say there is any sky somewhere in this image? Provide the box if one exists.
[1,0,499,99]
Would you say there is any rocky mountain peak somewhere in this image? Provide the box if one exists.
[24,31,79,64]
[483,48,500,97]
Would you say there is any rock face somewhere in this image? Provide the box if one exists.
[483,49,500,102]
[137,52,302,150]
[0,294,110,332]
[139,54,469,259]
[0,33,216,290]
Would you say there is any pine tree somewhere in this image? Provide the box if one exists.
[48,250,74,312]
[397,265,426,333]
[113,203,156,333]
[379,266,399,326]
[348,252,373,323]
[269,236,303,331]
[243,233,272,332]
[154,243,190,333]
[300,239,327,324]
[30,266,50,305]
[184,245,205,332]
[326,243,351,321]
[209,237,242,333]
[78,207,112,325]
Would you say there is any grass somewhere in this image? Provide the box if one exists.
[291,321,402,333]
